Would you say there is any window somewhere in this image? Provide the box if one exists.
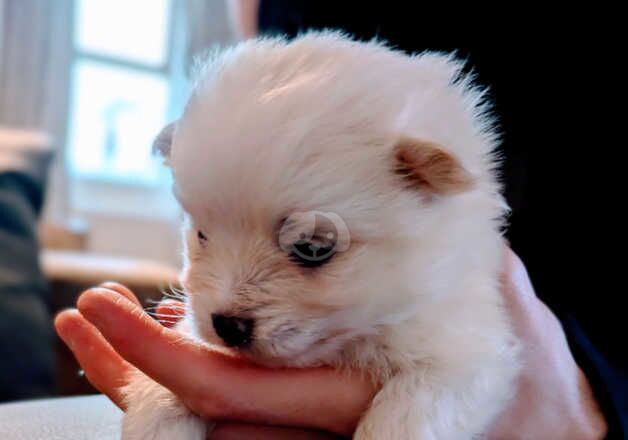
[66,0,185,186]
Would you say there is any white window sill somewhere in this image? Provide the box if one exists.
[69,175,180,221]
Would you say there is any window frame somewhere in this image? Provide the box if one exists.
[65,0,185,219]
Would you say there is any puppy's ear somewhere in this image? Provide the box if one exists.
[152,122,176,163]
[393,137,473,196]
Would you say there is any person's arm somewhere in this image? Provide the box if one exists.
[56,248,607,439]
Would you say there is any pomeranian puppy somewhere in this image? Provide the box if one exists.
[122,33,520,439]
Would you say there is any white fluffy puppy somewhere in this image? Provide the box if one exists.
[122,33,520,440]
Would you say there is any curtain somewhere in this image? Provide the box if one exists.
[0,0,73,220]
[0,0,235,221]
[184,0,236,69]
[0,0,235,139]
[0,0,73,134]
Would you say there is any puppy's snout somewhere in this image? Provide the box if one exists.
[211,314,254,347]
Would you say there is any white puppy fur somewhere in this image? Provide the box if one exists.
[122,33,520,439]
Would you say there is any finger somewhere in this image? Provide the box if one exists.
[98,283,183,327]
[99,282,141,306]
[77,287,207,389]
[501,246,537,300]
[154,299,185,328]
[210,424,342,440]
[55,308,133,410]
[500,246,564,343]
[77,289,375,435]
[500,246,542,330]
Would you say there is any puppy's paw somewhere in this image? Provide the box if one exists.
[121,370,209,440]
[354,419,436,440]
[122,412,207,440]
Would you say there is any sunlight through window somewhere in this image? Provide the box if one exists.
[67,0,175,185]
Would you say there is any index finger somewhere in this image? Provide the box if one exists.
[99,282,142,306]
[77,289,375,435]
[55,308,133,409]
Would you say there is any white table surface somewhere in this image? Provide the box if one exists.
[0,395,121,440]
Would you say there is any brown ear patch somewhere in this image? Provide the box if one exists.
[393,137,473,195]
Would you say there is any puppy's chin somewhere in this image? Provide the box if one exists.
[236,348,322,368]
[196,323,354,368]
[203,340,328,368]
[236,340,344,368]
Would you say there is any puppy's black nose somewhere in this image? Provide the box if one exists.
[211,314,254,347]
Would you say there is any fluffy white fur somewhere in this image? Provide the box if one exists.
[122,33,520,439]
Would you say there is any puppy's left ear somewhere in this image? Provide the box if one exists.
[393,137,474,196]
[152,122,176,164]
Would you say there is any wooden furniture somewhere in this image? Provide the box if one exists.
[42,249,179,396]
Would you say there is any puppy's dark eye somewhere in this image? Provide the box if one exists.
[197,230,208,244]
[288,241,336,268]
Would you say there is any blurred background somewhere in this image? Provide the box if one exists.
[2,0,235,264]
[1,0,237,400]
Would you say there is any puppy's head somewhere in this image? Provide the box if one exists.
[158,34,503,367]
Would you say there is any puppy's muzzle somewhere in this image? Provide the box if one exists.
[211,314,254,347]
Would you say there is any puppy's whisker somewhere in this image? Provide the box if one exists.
[149,312,186,318]
[160,290,187,301]
[157,283,188,302]
[145,302,187,309]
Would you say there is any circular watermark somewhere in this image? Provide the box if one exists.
[279,211,350,262]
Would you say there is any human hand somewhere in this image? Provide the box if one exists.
[55,282,373,439]
[486,247,607,439]
[55,247,608,439]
